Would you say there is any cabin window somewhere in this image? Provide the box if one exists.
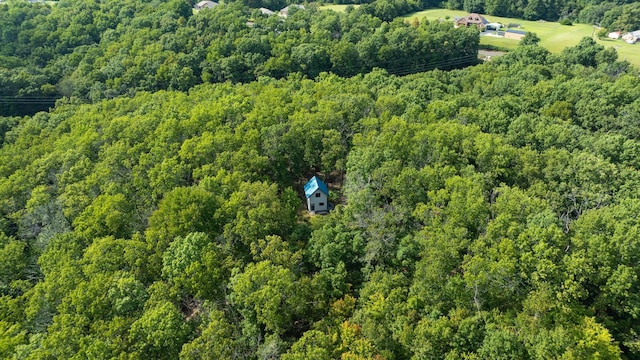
[315,193,321,197]
[311,205,315,211]
[319,202,324,206]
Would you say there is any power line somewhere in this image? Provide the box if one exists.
[0,52,479,106]
[0,96,60,105]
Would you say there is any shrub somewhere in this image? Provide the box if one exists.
[559,18,573,25]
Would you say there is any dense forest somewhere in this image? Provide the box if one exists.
[1,0,635,118]
[0,0,477,116]
[3,0,640,358]
[3,5,640,353]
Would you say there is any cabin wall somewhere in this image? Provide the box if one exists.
[307,190,328,213]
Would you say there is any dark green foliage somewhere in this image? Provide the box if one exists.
[1,14,639,359]
[520,31,541,45]
[600,3,640,32]
[0,0,478,117]
[559,17,573,25]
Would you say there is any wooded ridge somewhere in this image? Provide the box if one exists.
[2,0,640,358]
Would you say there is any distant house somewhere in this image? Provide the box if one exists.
[622,30,640,44]
[259,7,275,15]
[279,4,305,17]
[504,29,526,40]
[304,176,329,214]
[456,13,489,29]
[486,22,502,31]
[193,0,218,10]
[608,31,622,39]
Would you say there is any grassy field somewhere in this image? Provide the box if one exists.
[318,4,360,12]
[404,9,640,67]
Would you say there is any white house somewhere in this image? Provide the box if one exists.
[279,4,305,17]
[622,30,640,44]
[486,22,502,31]
[259,7,275,15]
[304,176,329,214]
[608,31,622,39]
[194,0,218,10]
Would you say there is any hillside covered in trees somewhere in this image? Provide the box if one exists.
[4,0,640,358]
[2,14,640,355]
[0,0,477,116]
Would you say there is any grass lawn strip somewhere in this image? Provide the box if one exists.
[403,9,640,67]
[318,4,360,12]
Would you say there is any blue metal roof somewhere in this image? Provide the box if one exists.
[304,176,329,198]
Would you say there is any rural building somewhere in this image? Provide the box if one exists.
[622,30,640,44]
[304,176,329,214]
[456,13,489,29]
[486,22,502,31]
[193,0,218,10]
[504,29,527,40]
[608,31,622,39]
[259,7,275,15]
[279,4,305,17]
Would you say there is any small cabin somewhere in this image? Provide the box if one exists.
[304,176,329,214]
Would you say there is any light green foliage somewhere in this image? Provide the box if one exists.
[411,309,484,359]
[129,301,192,360]
[560,201,640,344]
[73,193,133,240]
[25,233,86,331]
[230,260,313,335]
[179,309,237,360]
[567,317,621,360]
[463,187,563,309]
[352,271,410,359]
[477,324,528,359]
[250,235,303,268]
[1,28,640,360]
[0,321,27,358]
[81,236,148,279]
[145,186,220,276]
[162,232,234,300]
[220,181,297,249]
[283,321,380,360]
[0,233,27,296]
[162,233,209,281]
[307,209,365,297]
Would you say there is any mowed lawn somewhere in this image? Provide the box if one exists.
[318,4,360,12]
[404,9,640,67]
